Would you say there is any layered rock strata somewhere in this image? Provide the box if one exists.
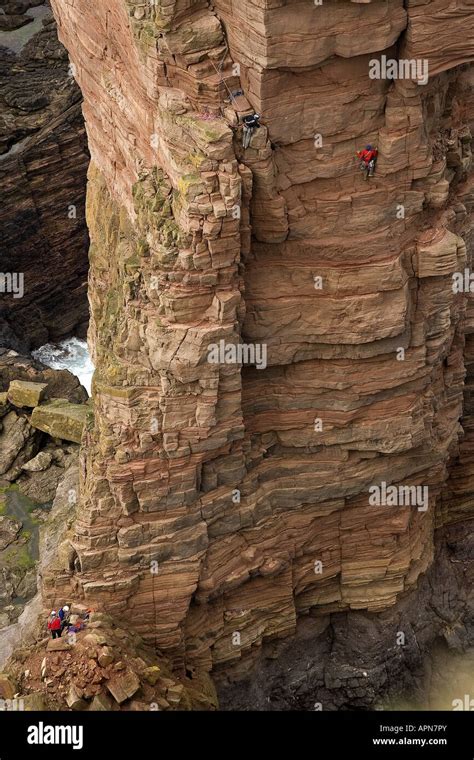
[218,517,474,710]
[0,0,89,351]
[47,0,474,700]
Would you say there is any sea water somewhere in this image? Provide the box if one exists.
[32,337,94,395]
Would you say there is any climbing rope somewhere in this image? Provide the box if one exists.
[208,42,239,105]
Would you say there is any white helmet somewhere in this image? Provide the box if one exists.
[51,610,56,615]
[63,606,70,612]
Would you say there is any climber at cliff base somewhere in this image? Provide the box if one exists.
[357,145,378,179]
[242,113,260,149]
[58,604,71,632]
[47,610,62,639]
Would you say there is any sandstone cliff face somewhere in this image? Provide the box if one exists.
[0,0,89,351]
[47,0,474,699]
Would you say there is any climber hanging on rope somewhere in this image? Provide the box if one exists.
[356,144,378,179]
[242,112,261,149]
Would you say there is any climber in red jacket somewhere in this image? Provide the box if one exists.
[356,145,378,179]
[47,611,62,639]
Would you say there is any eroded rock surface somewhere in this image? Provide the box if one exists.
[46,0,474,705]
[0,0,89,351]
[0,355,89,635]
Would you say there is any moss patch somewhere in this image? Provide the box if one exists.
[1,541,35,571]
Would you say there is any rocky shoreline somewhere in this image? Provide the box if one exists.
[0,349,89,637]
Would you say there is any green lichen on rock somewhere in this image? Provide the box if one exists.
[125,0,175,34]
[85,162,189,431]
[177,173,202,202]
[137,239,150,258]
[103,290,121,331]
[0,526,35,571]
[124,251,142,274]
[7,381,47,409]
[188,149,207,170]
[132,169,186,260]
[5,542,35,571]
[124,2,161,56]
[136,20,159,55]
[31,400,89,444]
[94,358,128,389]
[176,113,230,147]
[133,168,172,218]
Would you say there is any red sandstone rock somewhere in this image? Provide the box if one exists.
[47,0,474,684]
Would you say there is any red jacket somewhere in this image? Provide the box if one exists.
[358,148,378,165]
[48,616,61,631]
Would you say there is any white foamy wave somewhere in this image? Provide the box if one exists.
[32,337,94,395]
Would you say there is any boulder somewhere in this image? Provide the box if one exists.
[106,669,140,704]
[84,632,108,647]
[71,603,90,615]
[166,684,185,705]
[21,693,47,711]
[46,639,72,652]
[0,675,16,700]
[66,684,88,710]
[0,354,88,404]
[0,412,35,476]
[21,451,53,473]
[17,463,65,503]
[143,665,161,686]
[7,381,47,409]
[87,620,106,629]
[31,400,88,444]
[0,515,22,551]
[128,700,150,711]
[153,696,170,710]
[87,611,113,627]
[98,647,114,668]
[89,692,114,711]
